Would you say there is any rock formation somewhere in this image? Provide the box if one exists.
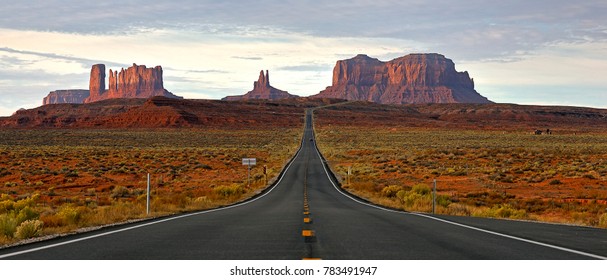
[313,53,491,104]
[222,70,298,101]
[42,90,90,105]
[41,63,181,105]
[89,64,106,100]
[85,63,181,103]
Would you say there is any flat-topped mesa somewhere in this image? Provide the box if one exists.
[42,89,90,105]
[313,53,491,104]
[222,70,299,101]
[85,63,181,103]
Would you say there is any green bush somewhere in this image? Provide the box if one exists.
[381,185,402,198]
[214,184,244,197]
[15,220,44,239]
[476,204,528,219]
[58,204,84,225]
[412,184,431,195]
[599,213,607,228]
[0,214,17,238]
[16,206,39,224]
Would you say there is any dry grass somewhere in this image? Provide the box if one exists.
[0,128,302,246]
[315,124,607,228]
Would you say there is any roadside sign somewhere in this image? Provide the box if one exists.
[242,158,256,166]
[242,158,256,187]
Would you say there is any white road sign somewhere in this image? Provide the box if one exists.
[242,158,257,166]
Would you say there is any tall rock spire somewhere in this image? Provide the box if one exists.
[88,64,106,101]
[222,70,298,101]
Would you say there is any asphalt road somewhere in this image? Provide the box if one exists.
[1,110,606,260]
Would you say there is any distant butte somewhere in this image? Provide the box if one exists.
[312,53,492,104]
[222,70,299,101]
[85,63,181,103]
[42,89,89,105]
[42,63,182,105]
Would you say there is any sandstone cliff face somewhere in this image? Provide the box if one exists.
[85,63,181,103]
[42,90,90,105]
[314,53,491,104]
[222,70,298,101]
[89,64,105,99]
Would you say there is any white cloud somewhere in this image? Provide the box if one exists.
[1,1,607,115]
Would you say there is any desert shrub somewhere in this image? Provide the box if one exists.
[110,186,131,199]
[39,214,63,228]
[397,189,432,212]
[57,204,85,225]
[475,204,528,219]
[0,199,14,213]
[599,213,607,228]
[214,184,244,197]
[16,206,39,224]
[15,219,44,239]
[445,203,471,216]
[437,195,451,208]
[382,185,402,198]
[13,194,38,210]
[412,184,431,195]
[549,179,562,185]
[0,214,18,238]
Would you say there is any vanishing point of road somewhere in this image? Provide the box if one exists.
[1,110,606,259]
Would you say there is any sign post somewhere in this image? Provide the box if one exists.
[147,173,151,216]
[242,158,257,187]
[432,179,437,214]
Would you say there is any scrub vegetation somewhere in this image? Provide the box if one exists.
[0,128,301,246]
[315,124,607,228]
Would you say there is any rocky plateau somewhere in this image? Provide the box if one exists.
[313,53,491,104]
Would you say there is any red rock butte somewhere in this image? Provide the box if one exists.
[85,63,181,103]
[42,89,90,105]
[222,70,298,101]
[312,53,492,104]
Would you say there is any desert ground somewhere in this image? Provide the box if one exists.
[2,99,607,246]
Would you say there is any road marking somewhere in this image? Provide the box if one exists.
[411,213,607,260]
[311,124,607,260]
[0,135,307,259]
[304,217,312,223]
[302,230,315,237]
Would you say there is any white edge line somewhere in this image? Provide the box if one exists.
[411,213,607,260]
[0,139,305,259]
[313,133,607,260]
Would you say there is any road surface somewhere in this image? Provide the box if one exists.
[1,110,606,259]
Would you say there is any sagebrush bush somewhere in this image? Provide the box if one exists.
[475,204,528,219]
[57,204,85,225]
[381,185,402,198]
[214,184,244,197]
[0,214,17,238]
[412,184,431,195]
[445,203,472,216]
[15,219,44,239]
[598,213,607,228]
[16,206,39,224]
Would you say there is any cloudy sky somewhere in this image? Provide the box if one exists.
[1,0,606,116]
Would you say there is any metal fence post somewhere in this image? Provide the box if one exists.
[147,173,151,216]
[432,179,437,214]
